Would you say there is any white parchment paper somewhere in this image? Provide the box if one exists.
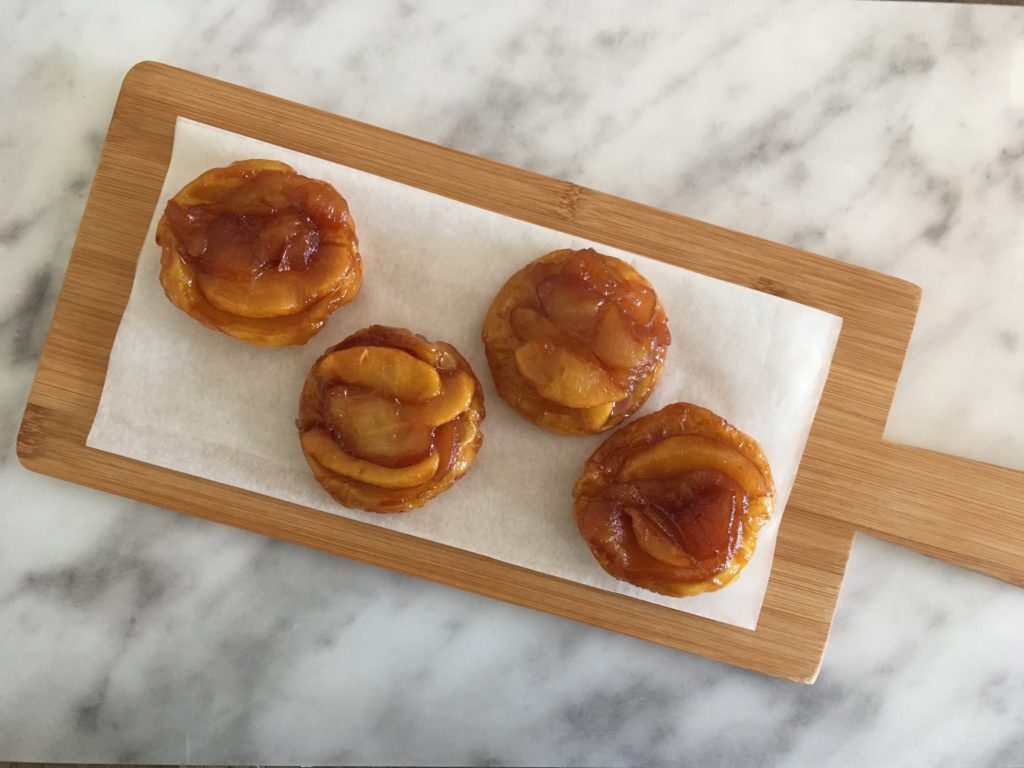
[87,118,841,629]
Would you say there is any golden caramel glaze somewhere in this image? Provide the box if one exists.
[482,248,670,435]
[572,403,775,596]
[298,325,485,513]
[156,159,361,346]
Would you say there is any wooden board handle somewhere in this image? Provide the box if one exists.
[848,442,1024,586]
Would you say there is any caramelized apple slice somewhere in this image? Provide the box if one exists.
[509,306,597,362]
[509,305,563,343]
[582,402,615,431]
[559,248,618,293]
[301,429,439,489]
[625,474,743,566]
[625,507,698,568]
[408,370,476,426]
[536,275,605,336]
[430,419,459,477]
[591,306,651,368]
[514,340,625,408]
[324,389,435,464]
[317,346,441,401]
[214,170,297,216]
[170,160,294,213]
[342,325,441,367]
[233,159,294,175]
[618,435,769,496]
[197,247,350,318]
[614,281,656,325]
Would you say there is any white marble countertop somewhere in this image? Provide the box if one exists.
[2,1,1023,764]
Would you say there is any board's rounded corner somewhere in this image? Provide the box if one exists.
[799,661,822,685]
[906,278,924,307]
[121,60,166,91]
[893,275,924,313]
[15,406,44,471]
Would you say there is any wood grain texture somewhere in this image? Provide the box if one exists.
[16,62,1024,683]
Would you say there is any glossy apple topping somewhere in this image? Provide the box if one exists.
[572,403,775,596]
[298,325,485,513]
[157,159,361,346]
[482,248,670,435]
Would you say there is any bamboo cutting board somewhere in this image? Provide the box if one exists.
[17,62,1024,683]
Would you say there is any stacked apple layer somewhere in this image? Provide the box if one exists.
[299,326,485,513]
[483,249,670,435]
[573,403,775,596]
[157,159,361,346]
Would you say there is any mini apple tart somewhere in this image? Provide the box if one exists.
[572,403,775,596]
[482,248,670,435]
[157,159,361,346]
[298,325,485,513]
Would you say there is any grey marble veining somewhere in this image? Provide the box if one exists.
[2,1,1023,765]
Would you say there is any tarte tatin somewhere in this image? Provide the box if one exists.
[572,403,775,596]
[298,325,485,513]
[157,159,361,346]
[482,248,670,435]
